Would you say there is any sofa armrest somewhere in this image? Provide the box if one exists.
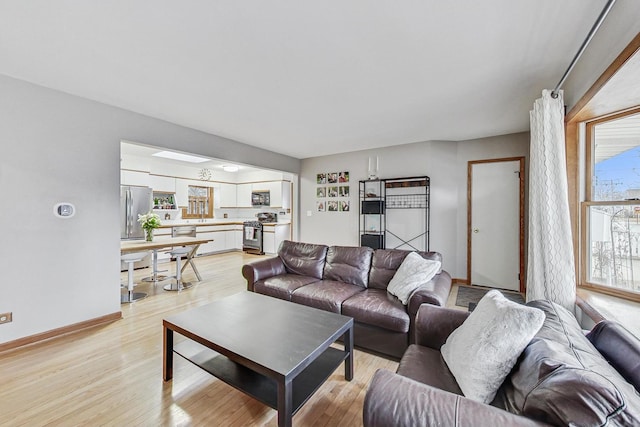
[241,257,286,291]
[414,304,469,349]
[407,270,452,315]
[364,370,549,427]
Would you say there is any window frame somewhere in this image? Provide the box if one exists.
[580,106,640,301]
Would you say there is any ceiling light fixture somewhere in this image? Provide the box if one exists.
[223,165,239,172]
[152,151,210,163]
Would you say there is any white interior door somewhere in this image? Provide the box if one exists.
[470,159,522,291]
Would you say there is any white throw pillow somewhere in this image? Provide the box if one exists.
[441,289,545,404]
[387,252,441,305]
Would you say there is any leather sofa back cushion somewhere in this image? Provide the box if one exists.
[278,240,328,280]
[503,300,640,426]
[323,245,373,287]
[587,320,640,392]
[368,249,442,290]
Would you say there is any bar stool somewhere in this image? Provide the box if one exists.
[141,249,168,284]
[121,251,150,303]
[164,246,193,292]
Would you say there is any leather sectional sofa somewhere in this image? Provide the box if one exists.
[364,300,640,426]
[241,240,452,359]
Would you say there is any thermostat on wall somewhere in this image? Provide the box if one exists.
[54,202,76,218]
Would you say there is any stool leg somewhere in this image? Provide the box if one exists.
[121,260,148,303]
[176,256,183,292]
[128,261,135,300]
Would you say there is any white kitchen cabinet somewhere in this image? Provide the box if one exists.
[148,175,176,193]
[195,231,226,255]
[218,183,237,208]
[194,224,243,254]
[262,223,291,254]
[174,178,188,207]
[262,226,276,254]
[121,170,150,187]
[236,183,252,207]
[250,181,289,208]
[281,181,291,210]
[233,227,243,249]
[275,223,291,245]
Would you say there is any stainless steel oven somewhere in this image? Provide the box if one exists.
[243,212,277,254]
[243,221,263,254]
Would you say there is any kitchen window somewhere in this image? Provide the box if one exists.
[583,109,640,298]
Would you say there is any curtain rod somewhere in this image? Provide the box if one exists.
[551,0,617,99]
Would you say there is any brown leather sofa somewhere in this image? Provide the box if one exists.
[364,300,640,426]
[242,240,452,359]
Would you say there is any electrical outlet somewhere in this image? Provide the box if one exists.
[0,312,12,324]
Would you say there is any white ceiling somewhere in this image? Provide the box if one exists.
[0,1,616,159]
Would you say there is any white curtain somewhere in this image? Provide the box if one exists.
[527,89,576,311]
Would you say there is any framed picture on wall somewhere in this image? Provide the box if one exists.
[317,173,327,184]
[317,187,326,198]
[328,172,338,184]
[316,201,326,212]
[328,186,338,197]
[327,201,338,211]
[339,171,349,183]
[339,186,349,197]
[339,200,350,211]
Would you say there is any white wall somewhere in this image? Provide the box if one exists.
[0,75,299,344]
[299,133,529,279]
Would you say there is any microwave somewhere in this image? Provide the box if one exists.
[251,191,270,206]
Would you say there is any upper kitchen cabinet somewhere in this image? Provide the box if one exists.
[252,181,291,208]
[121,170,150,187]
[218,183,237,208]
[236,183,252,207]
[148,174,175,193]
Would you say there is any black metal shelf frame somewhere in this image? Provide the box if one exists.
[359,176,429,251]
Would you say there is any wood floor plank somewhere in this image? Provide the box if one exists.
[0,252,399,426]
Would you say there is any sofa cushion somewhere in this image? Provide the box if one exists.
[397,344,462,395]
[441,290,545,404]
[387,252,441,305]
[291,280,364,313]
[342,289,409,333]
[503,300,640,426]
[278,240,328,280]
[586,320,640,392]
[368,249,442,290]
[253,274,320,301]
[323,245,373,288]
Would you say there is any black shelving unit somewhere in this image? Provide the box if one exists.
[359,176,429,251]
[359,179,385,249]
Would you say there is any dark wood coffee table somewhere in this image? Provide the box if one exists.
[163,291,354,427]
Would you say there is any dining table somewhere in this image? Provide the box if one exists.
[120,236,212,282]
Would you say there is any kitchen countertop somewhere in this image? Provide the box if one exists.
[158,219,291,228]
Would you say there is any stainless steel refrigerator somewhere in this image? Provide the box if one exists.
[120,185,153,240]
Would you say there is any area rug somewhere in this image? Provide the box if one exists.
[455,285,525,310]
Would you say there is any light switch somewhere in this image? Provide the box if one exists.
[307,210,312,217]
[54,202,76,218]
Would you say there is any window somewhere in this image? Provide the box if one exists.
[584,109,640,296]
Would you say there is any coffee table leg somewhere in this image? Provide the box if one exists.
[277,378,293,427]
[163,326,174,381]
[344,326,354,381]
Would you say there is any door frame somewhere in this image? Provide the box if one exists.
[467,157,525,292]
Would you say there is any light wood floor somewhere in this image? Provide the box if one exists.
[0,252,400,427]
